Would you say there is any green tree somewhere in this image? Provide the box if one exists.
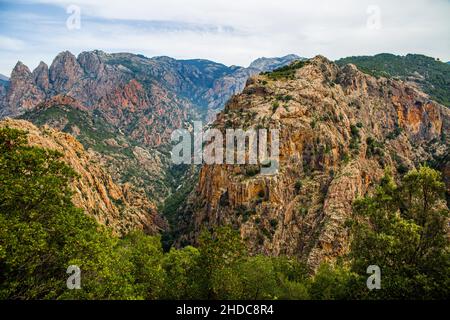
[308,263,359,300]
[162,246,201,299]
[238,255,278,300]
[196,226,246,299]
[0,127,137,299]
[271,256,310,300]
[117,232,166,299]
[350,166,449,299]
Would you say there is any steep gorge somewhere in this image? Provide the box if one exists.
[1,51,448,267]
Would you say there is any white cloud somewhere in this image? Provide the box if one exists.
[1,0,449,74]
[0,36,26,51]
[31,0,449,33]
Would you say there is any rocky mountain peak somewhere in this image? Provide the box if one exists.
[248,54,302,70]
[49,51,84,93]
[32,61,49,92]
[77,51,107,78]
[4,61,44,117]
[303,55,340,81]
[11,61,33,80]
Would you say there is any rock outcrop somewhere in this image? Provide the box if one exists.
[179,56,450,269]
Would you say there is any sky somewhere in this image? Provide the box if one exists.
[0,0,449,76]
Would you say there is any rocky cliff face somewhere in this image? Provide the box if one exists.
[97,79,189,146]
[178,56,450,269]
[0,118,167,236]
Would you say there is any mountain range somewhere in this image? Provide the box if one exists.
[0,51,301,130]
[0,51,448,268]
[0,51,301,231]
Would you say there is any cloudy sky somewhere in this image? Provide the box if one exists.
[0,0,449,76]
